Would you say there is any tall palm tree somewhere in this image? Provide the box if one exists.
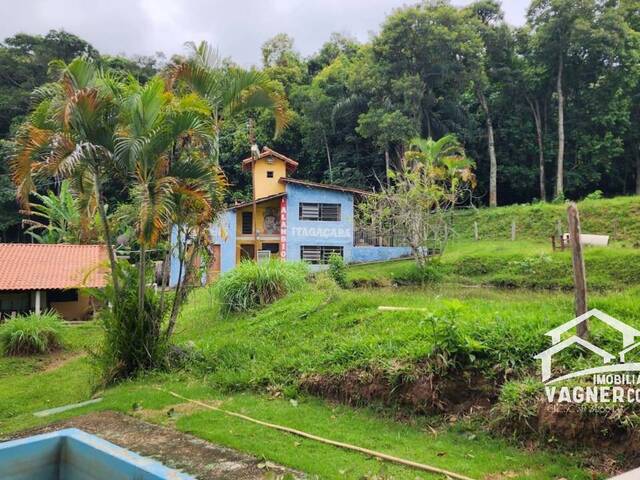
[115,76,217,317]
[167,41,291,157]
[409,134,476,188]
[11,57,124,291]
[12,46,291,356]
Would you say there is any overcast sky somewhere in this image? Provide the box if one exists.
[1,0,529,67]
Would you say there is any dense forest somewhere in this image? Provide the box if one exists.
[1,0,639,240]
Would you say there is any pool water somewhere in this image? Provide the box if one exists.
[0,428,194,479]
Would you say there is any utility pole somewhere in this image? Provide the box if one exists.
[568,202,588,339]
[249,118,258,261]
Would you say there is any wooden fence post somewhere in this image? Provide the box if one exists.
[568,202,588,339]
[511,220,516,241]
[473,221,478,241]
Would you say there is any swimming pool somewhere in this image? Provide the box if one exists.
[0,428,195,479]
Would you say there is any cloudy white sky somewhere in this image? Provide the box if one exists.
[0,0,529,67]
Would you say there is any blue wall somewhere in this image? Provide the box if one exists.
[284,183,354,262]
[211,210,237,273]
[169,210,237,286]
[169,226,182,287]
[351,246,412,263]
[170,184,414,280]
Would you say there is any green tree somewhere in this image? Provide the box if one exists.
[12,57,122,288]
[360,134,475,268]
[465,0,511,206]
[0,31,99,239]
[528,0,589,199]
[169,41,291,159]
[0,140,20,238]
[22,179,99,243]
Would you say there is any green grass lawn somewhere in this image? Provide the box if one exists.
[4,241,640,478]
[348,239,640,290]
[0,283,609,478]
[451,196,640,245]
[0,362,593,479]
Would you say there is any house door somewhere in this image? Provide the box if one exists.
[207,244,221,284]
[240,244,255,261]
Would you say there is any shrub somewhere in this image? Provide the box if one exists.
[397,261,444,285]
[93,262,168,384]
[585,189,604,200]
[313,273,340,301]
[491,378,543,435]
[327,252,348,288]
[215,260,308,315]
[0,311,64,356]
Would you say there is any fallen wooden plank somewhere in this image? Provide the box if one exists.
[377,306,429,312]
[33,398,103,417]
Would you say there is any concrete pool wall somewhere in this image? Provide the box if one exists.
[0,428,194,479]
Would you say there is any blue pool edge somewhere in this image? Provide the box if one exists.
[0,427,195,479]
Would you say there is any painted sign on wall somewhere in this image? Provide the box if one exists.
[280,197,287,259]
[290,226,352,238]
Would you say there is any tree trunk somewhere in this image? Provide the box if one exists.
[138,242,146,320]
[164,227,185,339]
[93,171,119,294]
[528,97,546,201]
[322,130,333,182]
[555,55,565,199]
[384,148,390,187]
[165,230,200,339]
[158,243,171,313]
[478,89,497,207]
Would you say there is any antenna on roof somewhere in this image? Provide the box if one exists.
[248,117,259,258]
[248,118,259,160]
[250,143,260,160]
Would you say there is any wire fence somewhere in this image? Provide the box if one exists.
[353,225,409,247]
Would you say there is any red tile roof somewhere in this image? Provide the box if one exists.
[241,147,299,173]
[0,244,109,291]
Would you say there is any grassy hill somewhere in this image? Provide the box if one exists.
[4,204,640,478]
[174,281,640,394]
[1,285,602,479]
[452,196,640,245]
[348,240,640,290]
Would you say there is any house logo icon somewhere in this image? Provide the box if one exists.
[534,309,640,384]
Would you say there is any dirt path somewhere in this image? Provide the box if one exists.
[41,351,87,372]
[12,411,303,479]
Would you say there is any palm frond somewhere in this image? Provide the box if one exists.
[11,125,53,207]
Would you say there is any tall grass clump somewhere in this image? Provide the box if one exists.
[93,262,168,384]
[0,311,64,356]
[215,260,308,315]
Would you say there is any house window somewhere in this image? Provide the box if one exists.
[48,289,79,302]
[299,203,341,221]
[266,171,274,178]
[240,244,255,260]
[241,212,253,235]
[300,246,344,264]
[261,243,279,254]
[0,292,30,313]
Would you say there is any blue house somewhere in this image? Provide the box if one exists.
[171,147,411,283]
